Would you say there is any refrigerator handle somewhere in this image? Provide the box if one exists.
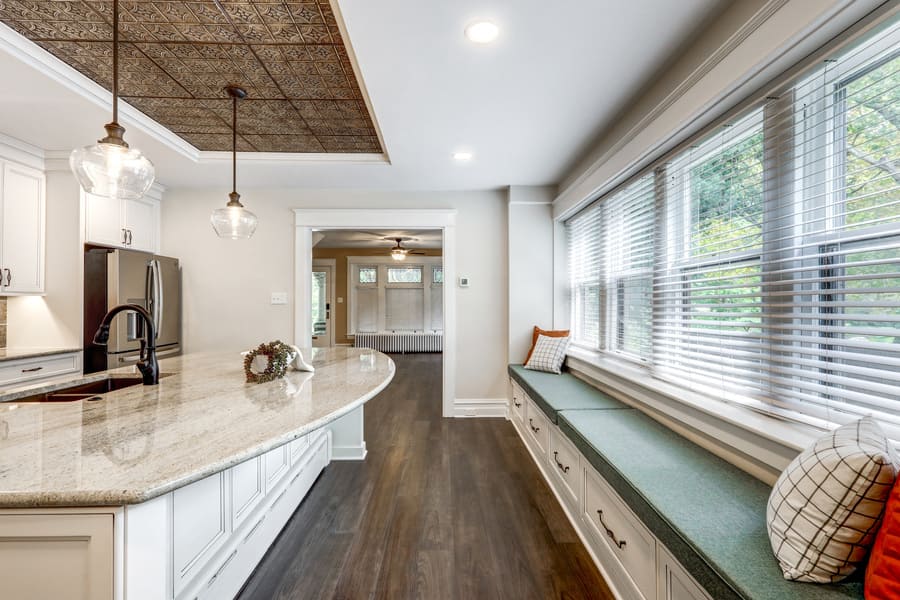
[154,259,164,339]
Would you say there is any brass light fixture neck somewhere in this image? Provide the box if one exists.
[226,191,243,208]
[225,85,247,196]
[98,122,129,147]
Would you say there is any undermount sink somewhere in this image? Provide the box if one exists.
[11,374,173,403]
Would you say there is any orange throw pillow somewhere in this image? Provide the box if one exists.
[524,326,569,364]
[867,475,900,600]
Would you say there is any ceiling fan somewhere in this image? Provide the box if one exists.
[387,237,426,261]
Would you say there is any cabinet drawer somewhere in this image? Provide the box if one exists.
[583,466,656,600]
[524,397,550,457]
[263,444,289,492]
[549,426,581,506]
[657,545,712,600]
[230,456,264,529]
[289,434,309,464]
[0,353,80,388]
[173,472,227,598]
[509,380,526,422]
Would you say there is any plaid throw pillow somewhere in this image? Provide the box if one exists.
[766,417,899,583]
[524,334,569,374]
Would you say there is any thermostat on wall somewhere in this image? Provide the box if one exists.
[458,276,470,288]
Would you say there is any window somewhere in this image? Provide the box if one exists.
[567,174,655,358]
[565,17,900,432]
[387,267,422,283]
[358,267,377,284]
[348,260,443,334]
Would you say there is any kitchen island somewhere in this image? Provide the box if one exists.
[0,347,395,600]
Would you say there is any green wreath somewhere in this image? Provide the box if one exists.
[244,340,292,384]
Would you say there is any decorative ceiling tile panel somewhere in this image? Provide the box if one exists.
[0,0,381,154]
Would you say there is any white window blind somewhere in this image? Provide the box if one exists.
[566,174,655,359]
[356,287,378,332]
[566,16,900,432]
[386,288,424,331]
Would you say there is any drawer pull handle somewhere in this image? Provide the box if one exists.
[529,418,540,433]
[21,366,44,373]
[208,549,238,587]
[553,451,570,473]
[597,510,626,549]
[290,467,305,486]
[513,400,522,408]
[271,488,288,508]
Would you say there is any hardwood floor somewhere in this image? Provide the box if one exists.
[237,353,613,600]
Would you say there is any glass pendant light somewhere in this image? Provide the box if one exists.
[69,0,154,199]
[210,85,258,239]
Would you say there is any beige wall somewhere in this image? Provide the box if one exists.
[311,246,443,345]
[160,188,508,401]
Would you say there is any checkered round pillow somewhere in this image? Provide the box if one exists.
[766,417,898,582]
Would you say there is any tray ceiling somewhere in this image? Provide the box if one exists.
[0,0,382,153]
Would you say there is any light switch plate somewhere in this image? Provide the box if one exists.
[271,292,288,305]
[337,297,343,303]
[458,276,470,288]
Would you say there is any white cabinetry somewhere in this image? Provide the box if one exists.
[508,378,716,600]
[0,351,81,389]
[0,511,114,600]
[0,161,45,294]
[84,188,160,253]
[657,546,713,600]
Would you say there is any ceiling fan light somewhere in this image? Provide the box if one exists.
[391,248,407,261]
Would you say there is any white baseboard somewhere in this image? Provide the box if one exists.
[330,442,367,460]
[453,398,508,418]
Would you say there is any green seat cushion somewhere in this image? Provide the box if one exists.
[559,409,863,600]
[508,364,628,424]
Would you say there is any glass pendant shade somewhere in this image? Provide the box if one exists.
[391,249,406,261]
[69,139,155,200]
[211,192,258,239]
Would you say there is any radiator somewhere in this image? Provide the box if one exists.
[353,333,443,353]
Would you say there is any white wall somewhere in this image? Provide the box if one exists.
[160,187,509,402]
[507,186,554,363]
[7,170,81,349]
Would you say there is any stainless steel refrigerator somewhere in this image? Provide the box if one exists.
[83,247,182,373]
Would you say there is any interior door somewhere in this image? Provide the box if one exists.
[311,265,333,347]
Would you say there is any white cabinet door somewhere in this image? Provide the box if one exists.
[125,195,158,252]
[84,190,126,248]
[173,472,228,597]
[1,162,45,293]
[0,513,114,600]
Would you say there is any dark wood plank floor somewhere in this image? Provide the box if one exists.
[237,353,613,600]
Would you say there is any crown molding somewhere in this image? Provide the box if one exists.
[0,22,391,170]
[0,131,44,169]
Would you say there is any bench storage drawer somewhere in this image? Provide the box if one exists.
[548,427,581,507]
[524,397,550,457]
[583,465,656,600]
[509,381,526,422]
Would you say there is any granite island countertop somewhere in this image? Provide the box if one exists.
[0,347,394,507]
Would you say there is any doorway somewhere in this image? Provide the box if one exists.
[311,260,335,347]
[294,209,457,418]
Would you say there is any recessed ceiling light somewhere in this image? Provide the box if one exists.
[465,21,499,44]
[453,152,473,161]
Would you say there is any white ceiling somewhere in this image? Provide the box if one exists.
[0,0,726,192]
[315,229,442,249]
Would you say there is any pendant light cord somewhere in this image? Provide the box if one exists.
[112,0,119,125]
[232,93,237,195]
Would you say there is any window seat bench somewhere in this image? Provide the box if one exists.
[508,364,864,600]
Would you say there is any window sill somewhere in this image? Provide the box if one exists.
[564,346,825,483]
